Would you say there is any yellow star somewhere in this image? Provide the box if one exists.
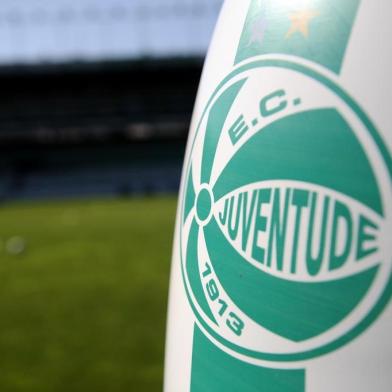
[285,9,319,39]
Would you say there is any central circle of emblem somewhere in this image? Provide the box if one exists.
[180,59,392,363]
[196,185,214,225]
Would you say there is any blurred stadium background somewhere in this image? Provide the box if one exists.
[0,1,222,390]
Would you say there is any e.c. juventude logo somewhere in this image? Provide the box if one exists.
[180,59,392,363]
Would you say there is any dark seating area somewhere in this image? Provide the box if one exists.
[0,59,202,201]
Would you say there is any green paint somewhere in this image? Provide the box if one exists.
[306,194,330,276]
[196,188,212,222]
[291,189,309,274]
[235,0,361,74]
[227,194,243,241]
[180,58,392,363]
[219,198,228,225]
[190,325,305,392]
[201,79,247,184]
[186,220,217,325]
[251,189,271,264]
[242,190,259,253]
[213,109,383,215]
[329,201,353,271]
[260,89,288,117]
[181,253,390,362]
[356,215,379,260]
[218,184,375,277]
[228,115,250,145]
[184,165,196,223]
[267,188,291,271]
[204,217,378,342]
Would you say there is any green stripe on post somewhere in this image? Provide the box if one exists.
[190,1,362,390]
[235,0,361,74]
[191,325,305,392]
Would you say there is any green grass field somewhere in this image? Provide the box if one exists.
[0,197,177,392]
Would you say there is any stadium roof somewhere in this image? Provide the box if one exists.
[0,0,223,66]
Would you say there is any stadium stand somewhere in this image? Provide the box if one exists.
[0,61,202,200]
[0,0,222,200]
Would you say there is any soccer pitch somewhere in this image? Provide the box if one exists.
[0,197,177,391]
